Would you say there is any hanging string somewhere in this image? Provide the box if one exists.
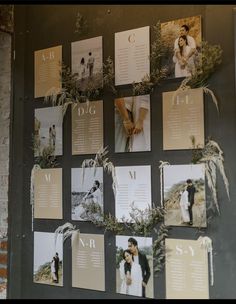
[30,164,41,232]
[198,236,214,286]
[159,161,170,208]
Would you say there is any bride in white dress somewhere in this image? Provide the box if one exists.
[173,35,195,78]
[179,186,190,223]
[119,249,143,297]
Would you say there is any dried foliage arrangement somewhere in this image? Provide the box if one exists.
[173,78,219,114]
[80,148,169,273]
[54,222,79,249]
[122,204,166,237]
[44,20,170,107]
[82,146,117,196]
[83,210,125,235]
[191,136,230,215]
[72,201,169,274]
[74,11,88,35]
[132,21,168,96]
[30,164,42,231]
[45,63,102,116]
[159,161,170,207]
[44,55,118,117]
[173,41,222,113]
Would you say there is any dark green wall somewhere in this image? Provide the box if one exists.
[9,4,236,299]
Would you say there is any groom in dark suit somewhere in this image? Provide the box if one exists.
[186,179,196,225]
[54,252,60,283]
[128,237,151,297]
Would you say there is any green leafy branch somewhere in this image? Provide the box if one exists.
[122,203,166,237]
[80,147,169,273]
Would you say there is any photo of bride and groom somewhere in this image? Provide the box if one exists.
[33,232,63,287]
[116,236,153,298]
[161,15,202,79]
[163,164,207,228]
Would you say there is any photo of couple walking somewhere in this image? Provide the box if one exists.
[116,236,153,298]
[71,36,103,91]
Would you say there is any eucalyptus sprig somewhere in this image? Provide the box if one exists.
[123,204,166,237]
[132,74,155,96]
[84,210,125,235]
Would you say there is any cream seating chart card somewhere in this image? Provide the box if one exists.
[116,235,153,298]
[115,26,150,85]
[165,238,209,299]
[34,168,62,219]
[163,164,206,228]
[72,100,103,155]
[34,45,62,98]
[71,167,103,221]
[163,88,204,150]
[72,232,105,291]
[33,231,63,286]
[34,106,63,156]
[115,95,151,152]
[71,36,103,91]
[115,165,151,222]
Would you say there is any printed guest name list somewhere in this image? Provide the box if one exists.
[34,168,62,219]
[72,100,103,155]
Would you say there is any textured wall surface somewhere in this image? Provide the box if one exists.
[0,31,11,299]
